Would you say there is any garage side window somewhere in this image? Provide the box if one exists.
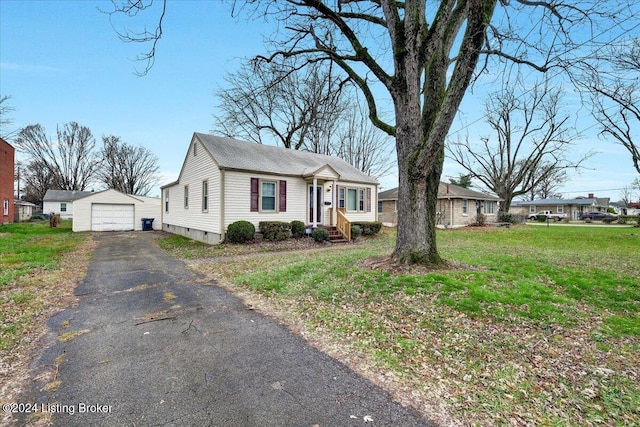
[202,180,208,211]
[184,185,189,209]
[60,202,67,212]
[165,190,169,213]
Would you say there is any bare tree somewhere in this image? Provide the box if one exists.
[15,122,101,191]
[213,59,347,151]
[21,159,55,204]
[449,81,586,211]
[0,95,19,141]
[526,164,567,200]
[587,39,640,174]
[107,0,636,265]
[99,135,160,196]
[334,102,395,179]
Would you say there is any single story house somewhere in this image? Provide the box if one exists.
[14,200,37,222]
[378,183,502,227]
[72,189,162,232]
[161,132,379,244]
[509,194,610,220]
[43,189,93,219]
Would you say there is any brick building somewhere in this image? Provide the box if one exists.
[0,138,15,224]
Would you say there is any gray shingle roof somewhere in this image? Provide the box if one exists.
[378,183,501,201]
[511,198,597,207]
[195,133,378,185]
[43,189,93,202]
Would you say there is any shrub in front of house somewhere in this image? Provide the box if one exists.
[498,213,517,224]
[226,220,255,243]
[259,221,291,241]
[536,215,548,222]
[290,220,306,238]
[312,227,330,242]
[350,224,362,239]
[351,221,382,236]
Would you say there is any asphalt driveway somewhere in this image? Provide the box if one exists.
[17,232,434,426]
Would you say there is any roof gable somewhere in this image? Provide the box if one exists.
[43,189,93,202]
[75,188,145,203]
[194,133,378,185]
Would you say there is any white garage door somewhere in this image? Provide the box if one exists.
[91,204,135,231]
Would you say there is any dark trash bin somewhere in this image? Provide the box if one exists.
[141,218,154,231]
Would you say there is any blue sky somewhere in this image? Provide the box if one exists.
[1,0,638,200]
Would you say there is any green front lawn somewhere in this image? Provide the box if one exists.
[163,225,639,426]
[0,220,89,353]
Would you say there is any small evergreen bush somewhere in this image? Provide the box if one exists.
[259,221,291,241]
[312,227,330,242]
[226,220,255,243]
[498,213,517,224]
[351,221,382,235]
[290,220,306,238]
[350,224,362,238]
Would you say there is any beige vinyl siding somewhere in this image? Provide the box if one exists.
[72,189,161,232]
[224,171,307,230]
[329,182,378,223]
[162,139,222,234]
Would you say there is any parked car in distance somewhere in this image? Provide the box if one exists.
[527,210,568,221]
[579,211,617,221]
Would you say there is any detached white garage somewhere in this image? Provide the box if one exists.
[72,189,161,232]
[91,203,135,231]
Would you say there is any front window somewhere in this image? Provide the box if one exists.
[202,180,208,211]
[339,188,345,209]
[530,206,536,214]
[347,188,358,211]
[60,202,67,212]
[261,181,276,211]
[485,201,495,214]
[557,206,564,214]
[462,199,468,214]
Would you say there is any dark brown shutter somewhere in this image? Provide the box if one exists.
[250,178,259,212]
[279,180,287,212]
[366,187,372,212]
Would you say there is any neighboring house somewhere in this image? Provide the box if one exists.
[72,189,161,232]
[14,200,37,222]
[378,183,502,227]
[161,132,379,244]
[0,138,15,224]
[43,189,93,219]
[509,194,610,220]
[625,202,640,216]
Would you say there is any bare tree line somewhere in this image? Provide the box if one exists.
[212,59,394,179]
[13,122,160,202]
